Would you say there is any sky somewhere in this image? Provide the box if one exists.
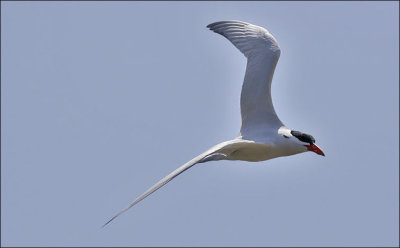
[1,1,399,247]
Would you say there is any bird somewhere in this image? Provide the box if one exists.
[103,20,325,227]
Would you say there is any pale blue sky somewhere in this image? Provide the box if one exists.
[1,1,399,247]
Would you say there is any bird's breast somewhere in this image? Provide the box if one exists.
[224,142,295,162]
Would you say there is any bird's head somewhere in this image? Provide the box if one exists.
[278,127,325,156]
[289,130,325,156]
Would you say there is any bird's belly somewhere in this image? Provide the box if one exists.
[225,143,288,162]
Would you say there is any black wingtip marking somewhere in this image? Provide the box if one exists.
[102,213,121,228]
[207,20,249,31]
[101,218,114,228]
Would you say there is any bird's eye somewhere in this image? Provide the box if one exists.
[283,135,290,139]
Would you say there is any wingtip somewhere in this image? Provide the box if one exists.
[207,20,248,27]
[206,21,223,30]
[102,215,117,228]
[206,23,217,30]
[207,21,226,30]
[206,20,250,34]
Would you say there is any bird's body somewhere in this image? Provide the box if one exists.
[103,20,324,227]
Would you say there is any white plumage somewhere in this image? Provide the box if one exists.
[103,20,324,227]
[208,21,283,139]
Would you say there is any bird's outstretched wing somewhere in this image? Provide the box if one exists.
[102,141,232,227]
[207,21,283,139]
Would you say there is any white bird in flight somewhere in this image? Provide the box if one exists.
[103,20,325,227]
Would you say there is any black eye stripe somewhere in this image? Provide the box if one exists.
[290,130,315,144]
